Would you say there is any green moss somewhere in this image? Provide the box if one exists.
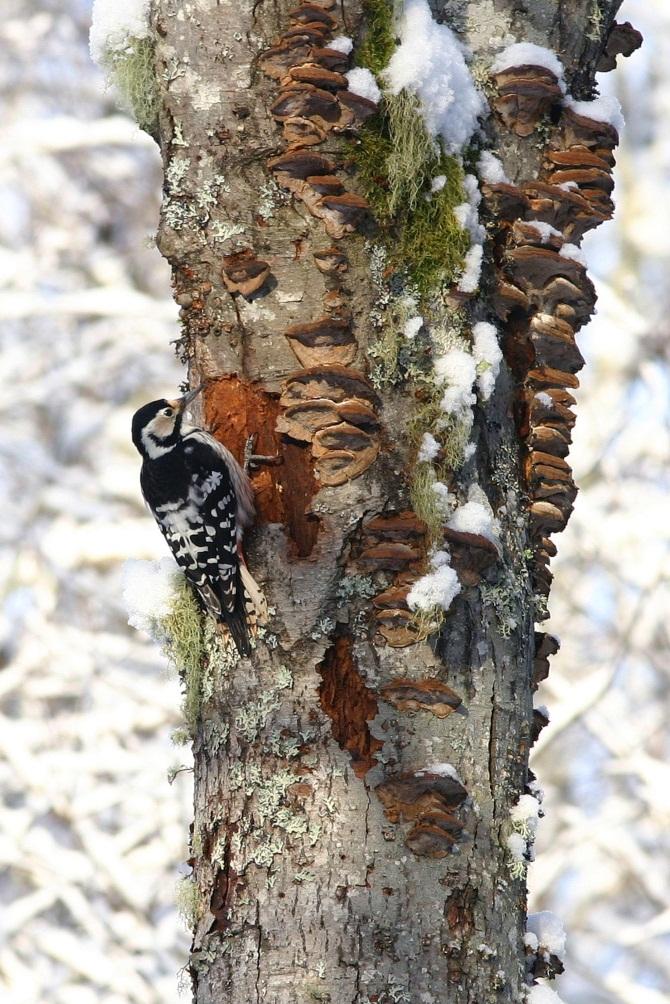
[161,576,205,730]
[351,99,469,296]
[358,0,396,75]
[103,37,160,137]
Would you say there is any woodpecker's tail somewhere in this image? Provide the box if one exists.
[216,566,267,658]
[240,564,268,630]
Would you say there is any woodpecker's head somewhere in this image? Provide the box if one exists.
[131,386,201,459]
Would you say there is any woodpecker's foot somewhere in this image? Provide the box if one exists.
[249,454,282,469]
[244,435,282,472]
[243,435,256,472]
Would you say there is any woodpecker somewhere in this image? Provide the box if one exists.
[131,386,265,656]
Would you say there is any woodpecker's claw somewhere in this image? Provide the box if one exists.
[244,435,282,472]
[244,435,256,472]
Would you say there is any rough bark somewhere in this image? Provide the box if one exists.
[150,1,623,1001]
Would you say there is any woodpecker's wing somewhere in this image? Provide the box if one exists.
[181,437,251,653]
[182,428,255,533]
[182,432,268,631]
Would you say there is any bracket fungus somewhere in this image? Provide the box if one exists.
[597,21,643,72]
[278,367,381,485]
[491,64,563,136]
[284,314,357,367]
[380,678,464,718]
[221,248,271,298]
[376,770,468,858]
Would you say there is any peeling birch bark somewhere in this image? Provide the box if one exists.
[150,1,625,1001]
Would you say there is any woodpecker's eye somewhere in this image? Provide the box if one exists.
[163,408,174,417]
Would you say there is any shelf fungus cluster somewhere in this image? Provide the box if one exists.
[276,365,381,486]
[351,512,428,648]
[376,770,468,858]
[261,4,382,487]
[487,55,621,620]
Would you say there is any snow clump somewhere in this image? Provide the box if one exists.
[383,0,487,152]
[510,794,542,837]
[346,67,381,104]
[447,484,501,548]
[90,0,151,64]
[418,431,441,463]
[407,549,461,613]
[403,315,424,339]
[472,321,502,400]
[527,912,567,961]
[434,347,477,420]
[121,557,180,636]
[329,35,354,55]
[527,983,567,1004]
[477,151,509,184]
[454,174,485,293]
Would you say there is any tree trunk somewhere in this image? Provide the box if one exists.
[150,1,625,1000]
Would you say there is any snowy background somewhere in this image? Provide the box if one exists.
[0,1,668,1002]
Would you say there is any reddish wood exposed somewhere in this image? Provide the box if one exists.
[317,632,383,779]
[204,375,319,558]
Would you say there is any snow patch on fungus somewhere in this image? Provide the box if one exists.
[477,151,509,184]
[535,391,553,407]
[527,220,562,243]
[383,0,487,153]
[559,243,588,266]
[407,549,461,613]
[527,911,567,961]
[329,35,354,55]
[417,762,461,782]
[447,484,501,549]
[564,94,624,132]
[472,321,502,400]
[346,67,381,104]
[491,42,566,93]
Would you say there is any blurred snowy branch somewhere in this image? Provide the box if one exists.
[0,3,188,1003]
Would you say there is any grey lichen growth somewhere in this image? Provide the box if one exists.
[480,574,520,638]
[228,763,318,874]
[234,663,293,743]
[336,575,377,602]
[163,154,232,234]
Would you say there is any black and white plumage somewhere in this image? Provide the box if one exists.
[131,391,264,656]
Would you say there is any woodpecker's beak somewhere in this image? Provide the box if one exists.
[173,384,204,412]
